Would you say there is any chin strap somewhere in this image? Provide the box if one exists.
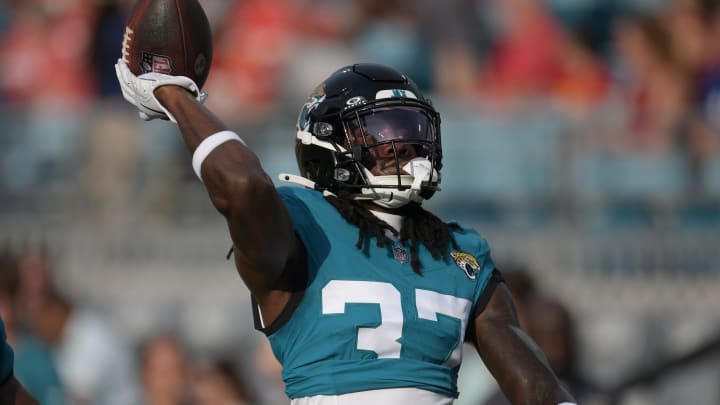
[278,173,336,197]
[278,173,315,189]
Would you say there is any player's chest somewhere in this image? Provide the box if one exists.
[309,276,473,365]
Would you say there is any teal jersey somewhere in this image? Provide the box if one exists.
[0,316,13,383]
[262,187,498,399]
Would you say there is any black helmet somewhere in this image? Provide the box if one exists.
[292,63,442,208]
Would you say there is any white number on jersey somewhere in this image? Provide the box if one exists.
[321,280,471,363]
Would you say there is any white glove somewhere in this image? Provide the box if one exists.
[114,59,208,123]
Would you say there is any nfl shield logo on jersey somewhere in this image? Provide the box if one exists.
[393,246,408,264]
[450,251,480,279]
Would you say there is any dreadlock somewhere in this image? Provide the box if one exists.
[324,193,462,273]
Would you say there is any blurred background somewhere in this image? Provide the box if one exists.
[1,0,719,404]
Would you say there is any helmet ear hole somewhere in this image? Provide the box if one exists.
[297,144,336,188]
[419,189,436,200]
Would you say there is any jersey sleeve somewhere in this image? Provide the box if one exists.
[276,187,331,265]
[471,235,504,317]
[0,317,14,383]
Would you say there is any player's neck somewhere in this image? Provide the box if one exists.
[358,200,412,233]
[368,209,404,233]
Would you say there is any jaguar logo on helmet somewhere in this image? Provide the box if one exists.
[450,251,481,279]
[298,85,326,132]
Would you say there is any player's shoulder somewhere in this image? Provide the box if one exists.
[446,219,484,239]
[277,185,324,203]
[447,221,492,252]
[277,186,332,227]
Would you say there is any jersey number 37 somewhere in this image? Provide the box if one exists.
[322,280,471,367]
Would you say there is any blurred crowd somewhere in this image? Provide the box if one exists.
[0,244,282,405]
[1,0,720,153]
[1,0,720,118]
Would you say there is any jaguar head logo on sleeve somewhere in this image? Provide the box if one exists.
[450,251,480,279]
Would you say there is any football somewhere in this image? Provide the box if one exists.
[121,0,213,88]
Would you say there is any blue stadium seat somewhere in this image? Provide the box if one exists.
[571,152,688,201]
[702,156,720,198]
[570,151,690,228]
[440,114,563,201]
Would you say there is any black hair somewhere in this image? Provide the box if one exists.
[324,193,462,273]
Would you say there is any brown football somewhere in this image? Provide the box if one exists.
[121,0,213,88]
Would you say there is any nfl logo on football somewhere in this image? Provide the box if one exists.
[141,52,174,75]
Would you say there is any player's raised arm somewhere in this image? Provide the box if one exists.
[115,61,300,324]
[114,0,303,331]
[471,283,577,405]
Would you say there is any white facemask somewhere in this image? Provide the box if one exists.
[360,157,440,209]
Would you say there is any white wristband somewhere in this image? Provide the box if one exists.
[192,131,246,182]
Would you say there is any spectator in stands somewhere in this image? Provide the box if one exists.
[90,1,133,98]
[0,3,9,61]
[0,248,65,405]
[548,28,611,117]
[610,12,690,154]
[139,334,194,405]
[0,2,94,191]
[203,0,296,125]
[26,279,141,404]
[482,267,601,405]
[610,4,718,192]
[13,249,53,324]
[477,0,567,107]
[191,358,254,405]
[0,2,95,107]
[250,338,286,404]
[520,296,599,403]
[665,0,708,78]
[350,0,433,92]
[695,0,720,133]
[415,0,481,100]
[664,0,720,191]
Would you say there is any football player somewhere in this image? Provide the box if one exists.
[116,60,577,405]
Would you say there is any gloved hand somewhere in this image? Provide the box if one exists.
[114,59,208,123]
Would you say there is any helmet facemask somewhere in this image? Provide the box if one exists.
[290,64,443,208]
[315,100,442,208]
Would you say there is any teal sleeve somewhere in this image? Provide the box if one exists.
[0,317,13,382]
